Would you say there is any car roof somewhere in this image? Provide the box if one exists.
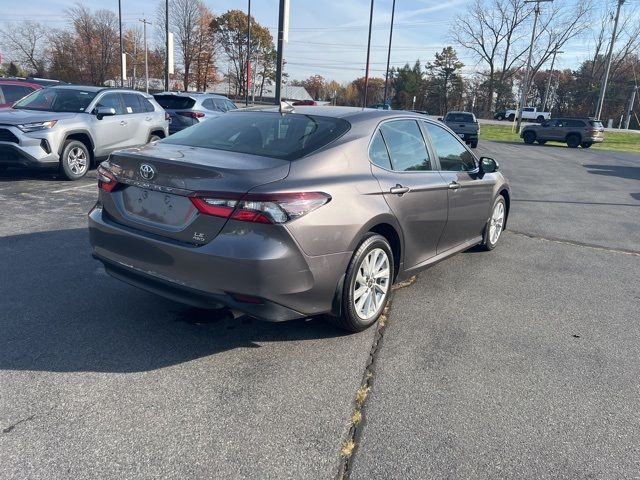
[0,79,42,88]
[153,92,230,99]
[445,111,474,115]
[44,85,152,96]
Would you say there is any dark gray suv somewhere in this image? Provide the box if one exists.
[89,107,510,332]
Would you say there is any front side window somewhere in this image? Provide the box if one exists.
[96,93,124,115]
[1,85,33,103]
[424,122,476,172]
[369,130,392,169]
[379,120,432,172]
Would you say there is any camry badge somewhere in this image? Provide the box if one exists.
[140,164,155,180]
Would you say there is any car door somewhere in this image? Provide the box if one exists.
[422,121,495,252]
[369,119,448,268]
[121,93,149,146]
[91,92,130,155]
[537,119,557,139]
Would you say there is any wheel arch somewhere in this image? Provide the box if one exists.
[498,188,510,229]
[59,130,95,162]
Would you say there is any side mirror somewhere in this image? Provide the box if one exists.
[95,106,116,119]
[437,117,443,122]
[479,157,499,174]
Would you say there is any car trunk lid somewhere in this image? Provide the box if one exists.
[100,143,290,244]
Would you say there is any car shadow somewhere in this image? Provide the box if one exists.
[0,228,347,374]
[0,166,97,182]
[583,164,640,181]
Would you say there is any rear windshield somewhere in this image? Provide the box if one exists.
[162,111,351,160]
[589,120,604,128]
[445,113,475,123]
[153,95,196,110]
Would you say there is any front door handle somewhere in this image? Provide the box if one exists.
[120,120,127,126]
[390,184,410,195]
[448,181,461,190]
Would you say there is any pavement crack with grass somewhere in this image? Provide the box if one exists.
[336,276,417,479]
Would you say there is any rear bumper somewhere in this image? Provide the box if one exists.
[88,205,351,321]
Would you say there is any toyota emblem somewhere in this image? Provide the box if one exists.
[140,164,155,180]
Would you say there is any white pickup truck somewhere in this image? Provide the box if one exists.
[503,106,551,123]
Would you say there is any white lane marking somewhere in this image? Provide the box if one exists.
[52,183,96,194]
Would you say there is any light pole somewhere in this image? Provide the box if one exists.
[383,0,396,107]
[246,0,251,107]
[516,0,553,132]
[164,0,169,92]
[362,0,375,108]
[542,47,563,112]
[118,0,124,87]
[595,0,625,120]
[623,84,637,129]
[139,18,152,93]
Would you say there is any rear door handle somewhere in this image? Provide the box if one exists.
[390,185,410,195]
[448,181,461,190]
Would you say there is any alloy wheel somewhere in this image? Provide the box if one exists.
[489,201,505,244]
[67,147,88,175]
[352,248,390,320]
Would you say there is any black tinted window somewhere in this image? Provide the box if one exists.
[13,88,96,112]
[153,95,196,110]
[445,113,474,123]
[566,119,585,128]
[424,122,476,172]
[163,112,350,161]
[122,93,144,113]
[1,85,33,103]
[142,97,155,112]
[379,120,432,171]
[96,93,124,115]
[369,130,392,169]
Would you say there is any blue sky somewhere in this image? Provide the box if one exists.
[2,0,602,83]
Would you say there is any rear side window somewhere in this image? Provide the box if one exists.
[379,120,432,171]
[121,93,144,113]
[153,95,196,110]
[566,120,585,128]
[162,111,350,161]
[1,84,33,103]
[445,113,475,123]
[141,97,156,112]
[369,130,392,170]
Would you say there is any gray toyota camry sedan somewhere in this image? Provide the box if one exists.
[89,106,510,332]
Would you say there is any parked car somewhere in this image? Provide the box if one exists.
[367,103,391,110]
[407,109,428,115]
[493,110,507,121]
[153,92,237,134]
[0,79,42,108]
[0,85,168,179]
[520,117,605,148]
[504,106,550,123]
[89,107,510,332]
[292,99,317,106]
[3,76,69,88]
[439,111,480,148]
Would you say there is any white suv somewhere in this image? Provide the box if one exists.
[0,85,169,180]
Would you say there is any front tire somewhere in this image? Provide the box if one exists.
[536,115,544,123]
[537,140,547,145]
[508,114,515,122]
[148,134,162,143]
[496,114,504,121]
[522,131,536,144]
[470,139,478,148]
[581,142,592,148]
[329,234,394,332]
[481,196,506,251]
[59,140,90,180]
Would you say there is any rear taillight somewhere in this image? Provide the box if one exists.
[164,112,171,121]
[177,111,205,118]
[97,165,118,192]
[189,192,331,224]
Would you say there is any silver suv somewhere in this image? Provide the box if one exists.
[0,85,168,180]
[153,92,237,134]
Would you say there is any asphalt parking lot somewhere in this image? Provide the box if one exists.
[1,140,639,479]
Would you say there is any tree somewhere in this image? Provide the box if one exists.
[192,4,217,91]
[298,75,326,100]
[390,61,424,110]
[351,77,386,106]
[212,10,275,98]
[0,21,47,76]
[426,47,464,114]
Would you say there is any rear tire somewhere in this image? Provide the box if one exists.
[148,134,162,143]
[470,140,478,148]
[59,140,90,180]
[523,131,536,144]
[327,234,394,332]
[508,114,515,122]
[496,114,504,121]
[566,134,580,148]
[481,195,506,251]
[536,115,544,123]
[537,140,547,145]
[581,142,592,148]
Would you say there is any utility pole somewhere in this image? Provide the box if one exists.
[274,0,286,105]
[139,18,152,93]
[164,0,169,92]
[516,0,552,133]
[383,0,396,107]
[246,0,251,107]
[362,0,375,108]
[595,0,625,120]
[118,0,124,87]
[542,47,563,112]
[624,85,637,129]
